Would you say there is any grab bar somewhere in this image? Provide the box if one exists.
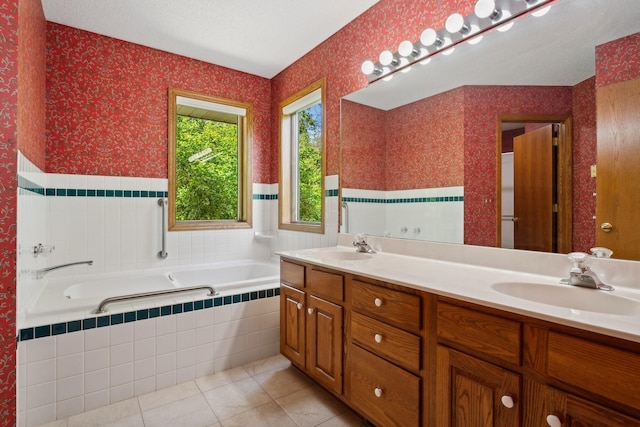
[93,285,218,314]
[341,201,349,233]
[158,198,168,259]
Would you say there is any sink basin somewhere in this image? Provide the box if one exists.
[492,282,640,315]
[315,250,373,261]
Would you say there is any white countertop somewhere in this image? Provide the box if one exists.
[277,241,640,344]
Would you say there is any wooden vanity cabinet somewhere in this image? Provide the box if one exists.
[348,277,423,427]
[523,380,640,427]
[279,259,344,395]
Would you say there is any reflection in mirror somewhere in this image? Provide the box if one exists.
[340,0,640,259]
[168,88,253,231]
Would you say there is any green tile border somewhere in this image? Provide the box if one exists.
[18,287,280,342]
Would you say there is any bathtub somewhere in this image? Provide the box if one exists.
[18,259,282,422]
[25,259,280,326]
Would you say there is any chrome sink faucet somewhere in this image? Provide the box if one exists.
[353,233,375,253]
[35,260,93,279]
[560,251,613,291]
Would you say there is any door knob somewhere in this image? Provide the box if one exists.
[600,222,613,232]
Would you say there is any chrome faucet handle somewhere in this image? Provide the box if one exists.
[353,233,368,245]
[568,252,590,271]
[591,247,613,259]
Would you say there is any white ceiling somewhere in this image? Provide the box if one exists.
[41,0,381,78]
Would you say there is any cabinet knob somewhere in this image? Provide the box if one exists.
[546,414,562,427]
[600,222,613,233]
[296,303,303,310]
[374,387,383,398]
[500,395,514,409]
[374,334,383,343]
[374,298,383,307]
[307,308,314,315]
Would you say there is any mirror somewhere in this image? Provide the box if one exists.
[340,0,640,258]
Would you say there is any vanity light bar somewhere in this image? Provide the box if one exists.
[361,0,556,83]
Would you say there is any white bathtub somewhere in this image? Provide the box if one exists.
[25,260,280,326]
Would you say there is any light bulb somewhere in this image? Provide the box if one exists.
[475,0,502,20]
[445,13,469,34]
[361,60,375,75]
[420,28,439,47]
[379,50,395,66]
[398,40,416,57]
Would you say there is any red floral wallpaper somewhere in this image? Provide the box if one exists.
[572,77,597,252]
[595,32,640,87]
[340,100,386,190]
[17,0,46,171]
[46,23,272,182]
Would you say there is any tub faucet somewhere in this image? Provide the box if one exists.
[35,260,93,279]
[353,234,375,253]
[560,252,613,291]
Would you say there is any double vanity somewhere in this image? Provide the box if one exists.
[277,235,640,426]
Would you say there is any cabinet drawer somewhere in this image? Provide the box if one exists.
[351,311,421,371]
[351,279,421,332]
[547,332,640,412]
[281,260,305,289]
[349,344,420,427]
[437,301,521,365]
[307,268,344,302]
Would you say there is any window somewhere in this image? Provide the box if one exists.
[168,88,252,231]
[279,78,326,233]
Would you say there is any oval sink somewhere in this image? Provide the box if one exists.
[316,250,373,261]
[492,282,640,316]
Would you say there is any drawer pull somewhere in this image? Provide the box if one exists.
[546,414,561,427]
[374,333,383,343]
[296,303,303,310]
[500,395,514,409]
[374,298,383,307]
[374,387,383,398]
[307,308,314,315]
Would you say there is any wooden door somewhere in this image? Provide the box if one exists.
[596,76,640,260]
[436,346,520,427]
[306,294,343,395]
[513,124,555,252]
[523,380,640,427]
[280,284,306,368]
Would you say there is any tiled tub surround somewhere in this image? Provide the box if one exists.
[17,286,281,426]
[341,186,464,243]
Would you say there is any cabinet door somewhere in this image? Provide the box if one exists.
[306,294,343,395]
[524,379,640,427]
[437,346,520,427]
[280,284,306,368]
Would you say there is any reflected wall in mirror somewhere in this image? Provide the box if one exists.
[340,0,640,260]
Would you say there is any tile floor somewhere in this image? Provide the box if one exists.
[36,354,364,427]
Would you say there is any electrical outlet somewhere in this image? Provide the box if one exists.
[590,164,597,178]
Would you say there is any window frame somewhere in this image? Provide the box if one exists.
[278,78,326,234]
[168,87,253,231]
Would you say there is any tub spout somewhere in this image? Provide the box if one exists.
[35,260,93,279]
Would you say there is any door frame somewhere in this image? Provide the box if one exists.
[495,114,573,254]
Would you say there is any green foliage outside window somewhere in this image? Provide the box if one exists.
[175,115,239,221]
[296,104,322,223]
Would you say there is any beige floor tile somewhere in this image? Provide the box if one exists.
[276,386,348,427]
[102,413,145,427]
[142,394,218,427]
[243,354,290,376]
[67,398,140,427]
[218,401,297,427]
[315,410,364,427]
[36,420,67,427]
[137,380,200,412]
[195,366,250,393]
[252,365,312,400]
[203,376,273,420]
